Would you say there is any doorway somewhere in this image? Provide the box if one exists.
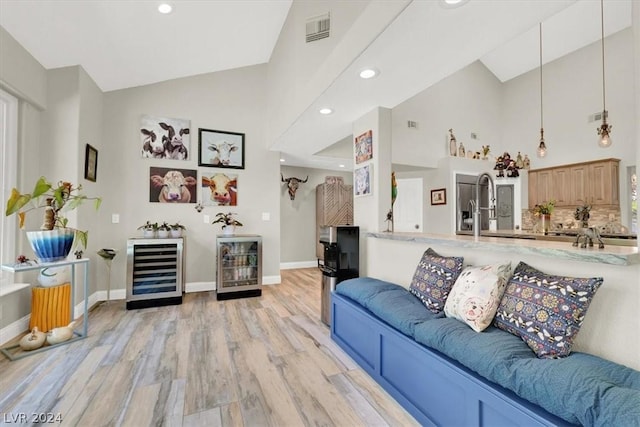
[394,178,423,232]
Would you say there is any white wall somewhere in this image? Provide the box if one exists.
[280,165,352,265]
[0,26,46,109]
[392,61,503,169]
[102,65,281,290]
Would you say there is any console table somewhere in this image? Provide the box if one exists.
[0,257,90,361]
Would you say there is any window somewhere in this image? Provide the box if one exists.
[0,88,19,284]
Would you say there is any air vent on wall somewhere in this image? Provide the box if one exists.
[589,110,608,123]
[306,12,330,43]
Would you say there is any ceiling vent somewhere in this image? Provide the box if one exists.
[306,12,330,43]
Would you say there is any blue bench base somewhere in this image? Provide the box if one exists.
[330,291,575,427]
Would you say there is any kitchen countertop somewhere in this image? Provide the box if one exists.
[455,229,637,246]
[368,231,639,266]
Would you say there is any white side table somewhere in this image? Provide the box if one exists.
[0,257,90,361]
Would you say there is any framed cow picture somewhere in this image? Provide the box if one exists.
[198,128,245,169]
[149,167,197,203]
[140,115,191,160]
[200,171,238,206]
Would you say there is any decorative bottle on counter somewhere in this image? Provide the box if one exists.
[458,142,466,158]
[448,129,457,156]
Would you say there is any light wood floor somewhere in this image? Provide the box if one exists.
[0,268,418,427]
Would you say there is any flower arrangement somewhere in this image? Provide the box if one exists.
[212,212,243,229]
[532,200,555,217]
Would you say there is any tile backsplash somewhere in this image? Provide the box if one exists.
[522,206,621,231]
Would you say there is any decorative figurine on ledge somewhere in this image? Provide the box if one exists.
[449,129,457,157]
[573,205,604,249]
[494,152,522,178]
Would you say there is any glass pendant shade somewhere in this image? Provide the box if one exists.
[598,117,612,148]
[537,129,547,158]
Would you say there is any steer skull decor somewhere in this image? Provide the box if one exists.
[281,174,308,200]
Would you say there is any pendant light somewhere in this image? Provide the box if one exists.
[597,0,612,148]
[537,22,547,158]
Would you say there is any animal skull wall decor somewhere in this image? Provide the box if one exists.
[281,174,308,200]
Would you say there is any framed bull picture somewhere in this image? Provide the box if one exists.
[198,128,245,169]
[149,167,198,203]
[200,171,238,206]
[140,115,191,160]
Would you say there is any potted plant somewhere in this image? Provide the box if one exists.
[137,221,158,238]
[5,177,101,262]
[212,212,243,235]
[170,222,186,238]
[157,221,171,238]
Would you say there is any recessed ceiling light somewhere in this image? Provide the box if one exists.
[440,0,469,8]
[319,108,333,115]
[359,68,378,79]
[339,164,345,168]
[158,3,173,14]
[280,158,285,162]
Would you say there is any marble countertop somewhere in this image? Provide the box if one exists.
[368,232,640,266]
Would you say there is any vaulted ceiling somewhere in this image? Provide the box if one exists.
[0,0,632,170]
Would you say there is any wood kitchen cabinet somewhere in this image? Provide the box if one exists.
[552,167,571,206]
[528,158,620,207]
[528,169,553,207]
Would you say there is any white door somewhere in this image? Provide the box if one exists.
[394,178,423,232]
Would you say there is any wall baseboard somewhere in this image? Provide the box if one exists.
[280,261,318,270]
[263,275,281,285]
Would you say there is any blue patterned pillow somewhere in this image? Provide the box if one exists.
[493,261,603,358]
[409,248,464,313]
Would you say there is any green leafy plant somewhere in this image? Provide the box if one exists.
[170,222,186,231]
[158,221,171,231]
[5,176,101,249]
[532,200,555,216]
[212,212,243,229]
[137,221,158,231]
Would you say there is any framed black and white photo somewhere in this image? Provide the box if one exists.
[84,144,98,182]
[198,128,245,169]
[430,188,447,205]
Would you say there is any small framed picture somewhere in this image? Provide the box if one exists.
[198,128,245,169]
[84,144,98,182]
[354,164,372,197]
[430,188,446,205]
[355,130,373,164]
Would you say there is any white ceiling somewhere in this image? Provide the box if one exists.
[0,0,632,171]
[0,0,292,92]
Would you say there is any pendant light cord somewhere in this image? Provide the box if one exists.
[601,0,606,112]
[539,22,543,129]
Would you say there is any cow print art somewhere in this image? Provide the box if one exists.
[198,128,245,169]
[149,167,197,204]
[201,171,238,206]
[141,115,191,160]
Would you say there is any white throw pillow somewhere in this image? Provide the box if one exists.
[444,262,512,332]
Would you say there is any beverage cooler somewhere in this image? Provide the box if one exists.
[126,238,184,309]
[216,235,262,300]
[319,226,359,325]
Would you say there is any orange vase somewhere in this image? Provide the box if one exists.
[30,283,71,332]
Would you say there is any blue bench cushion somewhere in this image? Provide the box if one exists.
[336,277,443,336]
[414,317,534,389]
[415,317,640,426]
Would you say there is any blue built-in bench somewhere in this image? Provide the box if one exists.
[331,277,640,427]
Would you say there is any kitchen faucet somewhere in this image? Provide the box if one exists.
[473,172,496,238]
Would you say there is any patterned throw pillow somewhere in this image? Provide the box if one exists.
[493,261,603,358]
[444,262,512,332]
[409,248,464,313]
